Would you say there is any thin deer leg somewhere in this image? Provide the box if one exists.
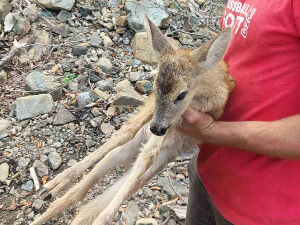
[31,123,152,225]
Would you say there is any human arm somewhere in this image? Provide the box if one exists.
[178,106,300,160]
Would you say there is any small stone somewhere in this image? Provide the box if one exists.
[179,33,194,45]
[0,70,7,82]
[91,107,101,117]
[32,199,45,210]
[129,71,142,82]
[78,5,93,18]
[89,32,102,47]
[93,88,109,100]
[136,218,159,225]
[16,94,53,120]
[0,119,11,132]
[48,151,62,170]
[32,160,48,177]
[96,79,114,91]
[27,211,35,220]
[68,82,79,92]
[156,177,189,198]
[122,201,140,225]
[103,36,113,48]
[85,139,97,148]
[101,123,114,135]
[116,28,126,34]
[0,163,9,182]
[136,80,153,93]
[21,180,34,191]
[168,205,187,220]
[36,0,75,11]
[25,70,62,100]
[96,58,113,73]
[67,159,77,167]
[108,0,122,7]
[53,108,76,125]
[116,16,128,27]
[18,157,31,169]
[57,10,72,23]
[101,22,114,30]
[77,92,97,108]
[54,23,71,36]
[116,79,132,92]
[72,46,88,56]
[50,64,60,74]
[113,88,147,106]
[194,0,205,6]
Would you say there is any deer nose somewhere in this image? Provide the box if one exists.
[150,124,168,136]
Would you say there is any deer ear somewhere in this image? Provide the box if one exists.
[191,28,232,70]
[144,15,176,55]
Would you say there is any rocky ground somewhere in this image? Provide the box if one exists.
[0,0,224,224]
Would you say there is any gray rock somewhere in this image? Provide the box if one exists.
[16,94,53,120]
[32,160,48,177]
[113,88,147,107]
[72,46,88,56]
[25,70,62,100]
[125,0,169,32]
[67,159,77,167]
[96,79,114,91]
[108,0,122,7]
[101,123,114,135]
[48,151,62,170]
[68,82,79,92]
[77,92,97,108]
[116,16,128,27]
[156,177,189,198]
[35,0,75,11]
[85,139,97,148]
[90,32,102,47]
[0,70,7,82]
[168,205,187,220]
[103,36,113,48]
[116,79,132,92]
[122,201,140,225]
[57,10,72,23]
[54,23,71,36]
[11,12,31,36]
[96,58,113,73]
[129,71,142,82]
[53,108,76,125]
[136,80,153,93]
[0,163,9,182]
[32,199,45,210]
[78,5,93,18]
[0,119,11,132]
[18,157,31,169]
[179,33,194,45]
[21,180,34,191]
[0,0,12,24]
[28,30,53,61]
[136,218,159,225]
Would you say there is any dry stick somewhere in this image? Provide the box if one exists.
[161,215,175,225]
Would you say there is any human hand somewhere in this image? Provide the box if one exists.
[178,106,215,142]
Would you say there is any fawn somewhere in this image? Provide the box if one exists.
[31,16,235,225]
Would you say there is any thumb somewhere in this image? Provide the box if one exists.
[182,106,207,124]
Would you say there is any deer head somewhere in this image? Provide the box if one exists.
[144,16,232,136]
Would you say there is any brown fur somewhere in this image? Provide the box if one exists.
[31,17,235,225]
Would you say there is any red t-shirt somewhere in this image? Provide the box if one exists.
[198,0,300,224]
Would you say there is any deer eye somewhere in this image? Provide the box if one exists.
[174,91,188,103]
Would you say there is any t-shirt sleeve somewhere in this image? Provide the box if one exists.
[293,0,300,35]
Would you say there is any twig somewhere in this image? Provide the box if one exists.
[161,215,174,225]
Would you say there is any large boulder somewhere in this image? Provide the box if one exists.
[16,94,53,120]
[25,70,63,100]
[35,0,75,11]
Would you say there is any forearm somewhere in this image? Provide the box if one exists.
[202,115,300,159]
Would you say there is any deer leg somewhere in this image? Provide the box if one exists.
[39,96,155,200]
[72,132,184,225]
[92,131,196,225]
[31,123,152,225]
